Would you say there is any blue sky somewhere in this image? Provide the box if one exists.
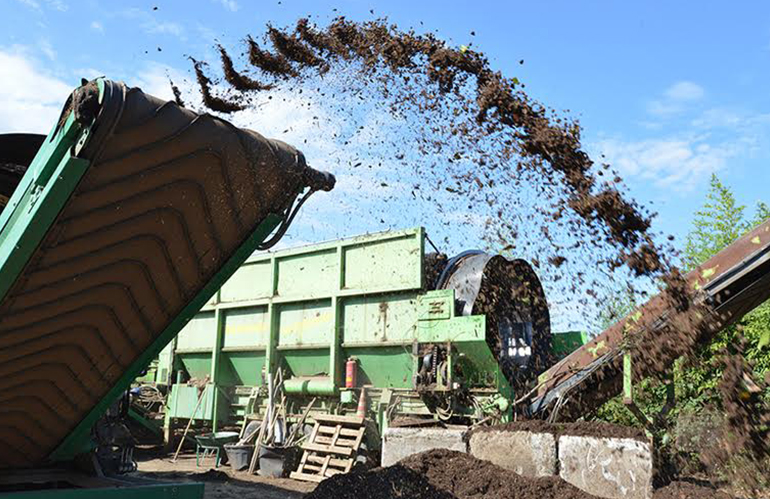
[2,0,769,329]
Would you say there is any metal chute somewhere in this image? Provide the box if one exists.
[0,79,333,468]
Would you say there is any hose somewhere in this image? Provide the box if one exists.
[257,187,316,250]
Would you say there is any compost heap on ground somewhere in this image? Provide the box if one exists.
[307,449,596,499]
[180,16,769,481]
[306,449,735,499]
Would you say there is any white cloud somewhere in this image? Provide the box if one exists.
[38,39,55,60]
[15,0,67,11]
[15,0,41,10]
[664,81,704,101]
[145,21,184,37]
[0,47,73,134]
[90,21,104,34]
[647,80,705,117]
[73,67,104,80]
[195,24,218,43]
[646,100,681,117]
[127,62,189,102]
[46,0,66,11]
[690,107,770,132]
[594,136,734,190]
[214,0,239,12]
[118,8,185,40]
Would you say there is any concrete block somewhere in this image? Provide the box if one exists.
[381,427,467,467]
[558,435,653,499]
[468,430,557,477]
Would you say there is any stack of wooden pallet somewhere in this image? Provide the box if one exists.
[290,414,366,483]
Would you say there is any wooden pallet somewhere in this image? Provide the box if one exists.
[290,414,365,483]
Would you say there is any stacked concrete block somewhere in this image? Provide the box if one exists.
[558,435,653,499]
[467,430,557,477]
[380,427,467,467]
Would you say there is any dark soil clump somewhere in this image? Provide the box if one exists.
[307,449,599,499]
[698,353,770,491]
[190,59,244,113]
[653,481,734,499]
[219,45,274,91]
[267,25,326,69]
[169,80,185,107]
[247,36,297,77]
[194,469,229,481]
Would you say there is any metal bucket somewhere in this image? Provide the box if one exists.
[257,445,285,478]
[224,444,253,471]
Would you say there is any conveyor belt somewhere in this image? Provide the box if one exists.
[529,219,770,419]
[0,79,333,468]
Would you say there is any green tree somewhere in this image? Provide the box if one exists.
[670,175,769,405]
[682,173,748,271]
[754,201,770,226]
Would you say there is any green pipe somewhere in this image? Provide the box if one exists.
[284,377,336,396]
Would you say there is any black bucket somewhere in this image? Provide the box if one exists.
[257,446,285,478]
[224,444,254,471]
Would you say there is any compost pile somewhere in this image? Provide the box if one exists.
[307,449,597,499]
[306,449,735,499]
[653,481,734,499]
[182,16,769,478]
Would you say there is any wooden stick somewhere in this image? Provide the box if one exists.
[266,398,283,444]
[239,387,257,440]
[249,370,272,475]
[172,386,206,462]
[277,395,287,444]
[286,397,317,446]
[248,417,267,474]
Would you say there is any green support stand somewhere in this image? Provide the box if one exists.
[622,351,675,430]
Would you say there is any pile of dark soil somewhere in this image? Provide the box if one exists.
[469,420,647,441]
[305,448,739,499]
[307,449,598,499]
[195,469,230,481]
[306,464,455,499]
[653,481,734,499]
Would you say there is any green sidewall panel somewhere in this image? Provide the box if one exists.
[344,346,413,388]
[220,352,265,386]
[282,349,329,377]
[178,353,213,380]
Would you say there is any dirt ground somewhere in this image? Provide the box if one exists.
[136,449,755,499]
[136,453,316,499]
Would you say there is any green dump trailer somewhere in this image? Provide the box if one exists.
[152,227,586,457]
[0,78,333,497]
